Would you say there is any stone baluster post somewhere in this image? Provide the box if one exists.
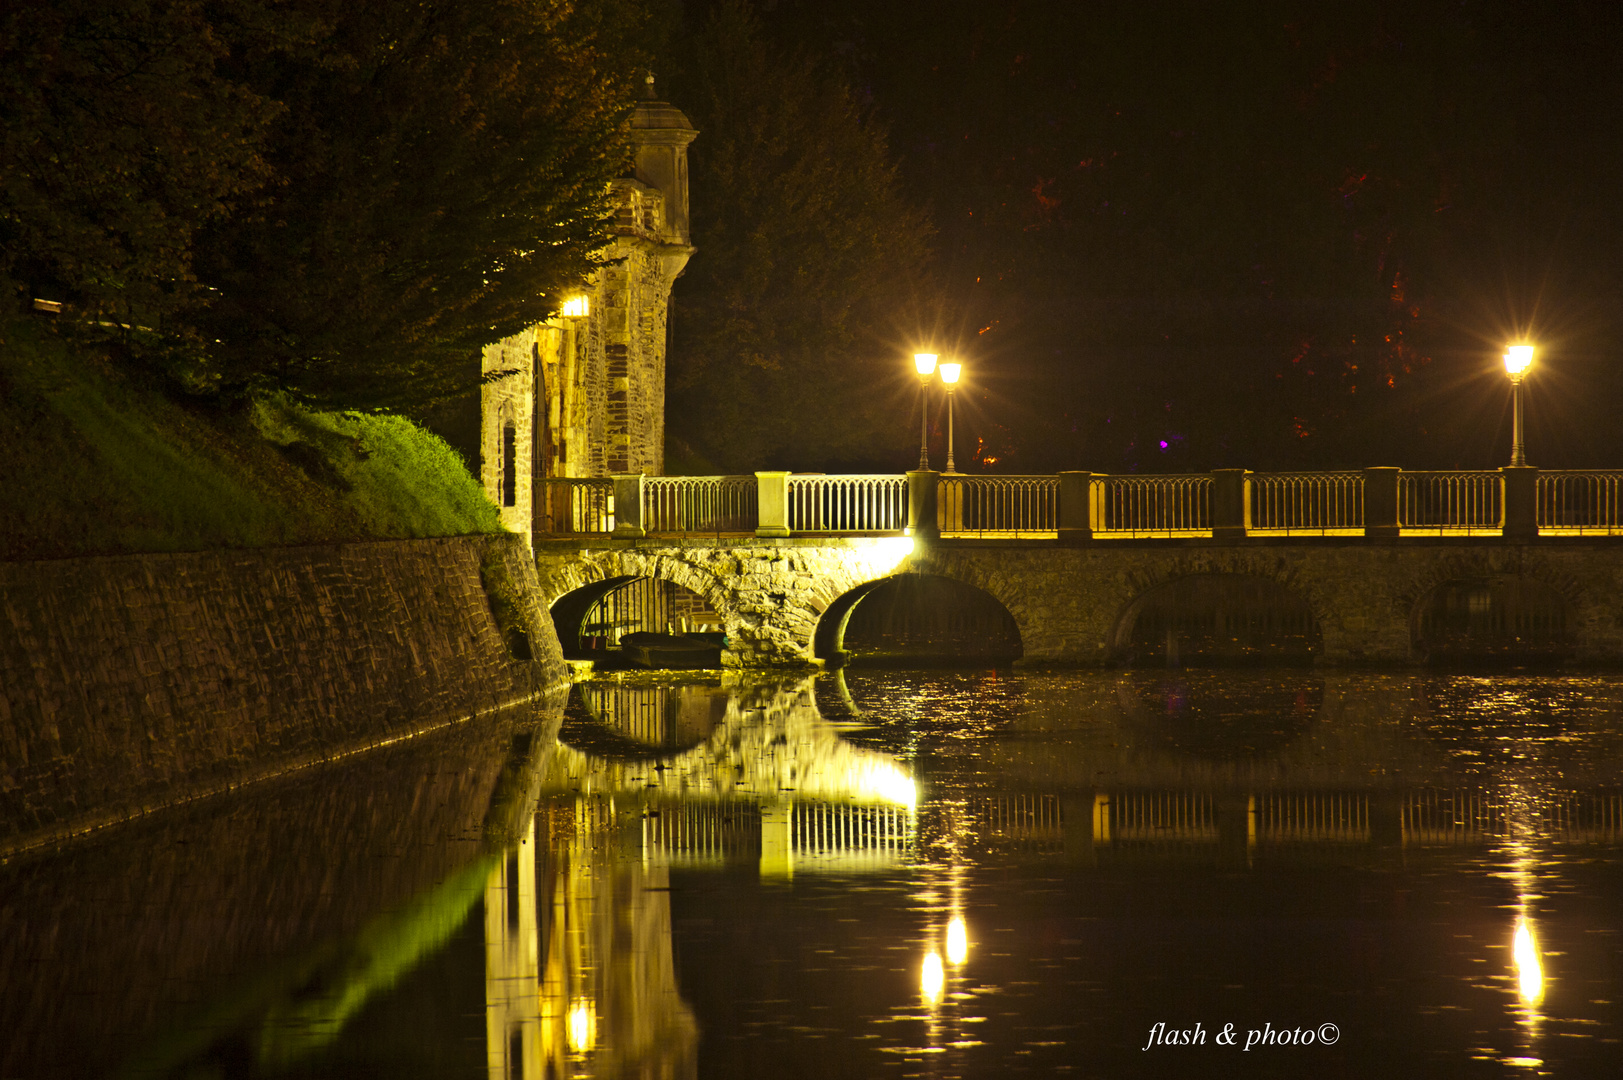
[1503,466,1539,540]
[907,470,940,541]
[1211,468,1251,541]
[611,473,645,537]
[1058,471,1095,545]
[1363,467,1399,539]
[755,471,791,538]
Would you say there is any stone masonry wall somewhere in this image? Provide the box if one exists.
[0,533,568,853]
[535,537,1623,669]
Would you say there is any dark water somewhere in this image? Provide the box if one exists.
[3,670,1622,1078]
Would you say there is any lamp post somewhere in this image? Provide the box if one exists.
[914,352,938,470]
[1504,344,1535,467]
[940,362,962,473]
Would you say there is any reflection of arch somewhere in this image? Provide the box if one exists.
[1412,575,1574,665]
[1113,573,1321,667]
[1115,671,1322,760]
[562,682,729,757]
[813,574,1023,667]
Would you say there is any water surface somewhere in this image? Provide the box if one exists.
[3,670,1621,1078]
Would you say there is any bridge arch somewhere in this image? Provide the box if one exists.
[813,573,1023,666]
[1111,572,1323,667]
[1410,574,1576,665]
[534,540,924,666]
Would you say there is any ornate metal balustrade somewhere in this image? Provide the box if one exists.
[642,475,757,535]
[1538,471,1623,535]
[1092,474,1212,536]
[535,477,613,534]
[939,475,1059,537]
[1249,472,1364,536]
[1397,471,1503,534]
[530,467,1623,541]
[787,474,908,533]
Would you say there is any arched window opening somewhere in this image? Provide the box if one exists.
[500,421,517,507]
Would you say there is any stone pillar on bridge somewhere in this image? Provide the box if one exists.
[1503,466,1539,540]
[1364,467,1400,540]
[755,471,791,538]
[907,470,940,540]
[1057,471,1094,545]
[612,473,646,537]
[1211,468,1251,541]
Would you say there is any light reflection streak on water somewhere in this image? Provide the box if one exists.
[1497,779,1548,1069]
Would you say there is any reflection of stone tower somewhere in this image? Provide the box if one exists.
[480,77,697,541]
[485,804,699,1080]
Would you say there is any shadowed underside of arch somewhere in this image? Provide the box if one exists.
[1113,574,1321,667]
[1412,575,1575,665]
[814,574,1023,667]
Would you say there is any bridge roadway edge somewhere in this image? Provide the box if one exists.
[536,535,1623,668]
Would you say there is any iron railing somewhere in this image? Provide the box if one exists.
[939,475,1059,536]
[643,475,757,535]
[534,468,1623,540]
[1093,474,1212,535]
[787,474,907,532]
[1249,472,1364,535]
[1398,471,1502,533]
[1537,471,1623,534]
[535,477,613,534]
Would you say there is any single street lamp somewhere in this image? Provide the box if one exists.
[914,352,938,470]
[940,361,962,473]
[1504,344,1535,467]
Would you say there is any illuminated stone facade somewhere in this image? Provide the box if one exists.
[481,85,696,542]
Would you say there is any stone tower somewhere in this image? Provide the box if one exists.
[479,78,697,543]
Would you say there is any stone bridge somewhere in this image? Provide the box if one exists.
[532,534,1623,667]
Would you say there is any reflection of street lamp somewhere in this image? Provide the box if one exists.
[914,353,938,470]
[1505,344,1535,467]
[940,362,962,473]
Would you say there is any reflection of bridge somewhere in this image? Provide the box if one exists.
[534,470,1623,668]
[955,788,1623,859]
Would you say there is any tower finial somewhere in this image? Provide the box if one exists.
[643,71,657,100]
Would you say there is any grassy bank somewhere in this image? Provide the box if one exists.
[0,315,501,560]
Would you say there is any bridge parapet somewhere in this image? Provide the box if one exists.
[535,467,1623,542]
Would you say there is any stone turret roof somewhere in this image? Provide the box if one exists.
[632,74,696,136]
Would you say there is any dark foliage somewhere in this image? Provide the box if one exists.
[194,0,652,411]
[664,1,934,472]
[0,0,287,323]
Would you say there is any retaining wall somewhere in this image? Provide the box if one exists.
[0,533,567,854]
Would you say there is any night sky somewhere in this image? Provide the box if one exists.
[708,0,1623,474]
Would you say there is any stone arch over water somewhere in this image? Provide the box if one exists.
[549,574,724,656]
[1411,575,1575,665]
[813,574,1023,666]
[1112,573,1322,667]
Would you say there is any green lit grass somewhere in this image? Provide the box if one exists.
[0,315,502,559]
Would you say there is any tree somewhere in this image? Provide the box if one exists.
[193,0,653,411]
[0,0,284,324]
[664,1,933,472]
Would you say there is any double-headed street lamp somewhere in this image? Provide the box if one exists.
[1504,344,1535,467]
[912,353,966,472]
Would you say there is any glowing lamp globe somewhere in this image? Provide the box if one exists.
[940,362,962,385]
[914,352,938,376]
[1504,344,1534,377]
